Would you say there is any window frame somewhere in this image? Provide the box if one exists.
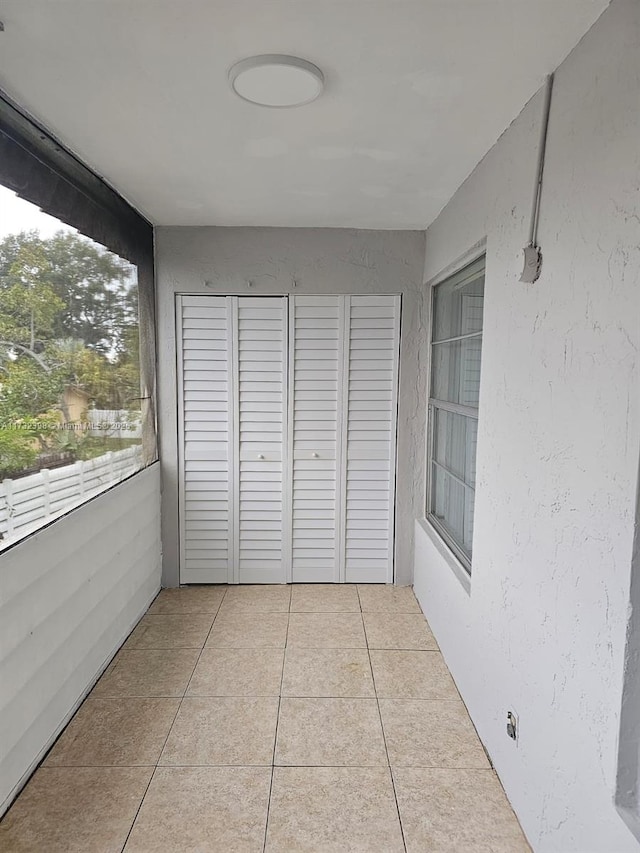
[425,254,486,575]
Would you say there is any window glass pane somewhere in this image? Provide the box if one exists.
[427,255,484,570]
[0,185,145,550]
[433,408,477,487]
[430,463,476,560]
[432,261,484,343]
[430,336,483,406]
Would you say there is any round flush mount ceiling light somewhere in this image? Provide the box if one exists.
[229,55,324,108]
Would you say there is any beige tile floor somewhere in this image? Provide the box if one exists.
[0,584,531,853]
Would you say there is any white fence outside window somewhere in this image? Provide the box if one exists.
[0,445,143,548]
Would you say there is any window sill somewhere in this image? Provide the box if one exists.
[417,517,472,596]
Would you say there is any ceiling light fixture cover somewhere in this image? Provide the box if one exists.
[229,55,324,108]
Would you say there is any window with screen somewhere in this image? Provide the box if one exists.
[0,91,156,551]
[426,256,485,571]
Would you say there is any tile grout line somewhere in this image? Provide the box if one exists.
[358,586,408,853]
[118,588,228,853]
[261,587,291,853]
[369,654,409,853]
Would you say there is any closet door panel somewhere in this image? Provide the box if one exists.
[179,292,400,586]
[290,296,341,582]
[178,296,233,584]
[236,297,287,583]
[344,295,400,584]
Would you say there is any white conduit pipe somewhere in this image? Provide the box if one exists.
[520,73,554,283]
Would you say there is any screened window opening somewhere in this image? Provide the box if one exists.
[0,185,147,549]
[427,256,485,571]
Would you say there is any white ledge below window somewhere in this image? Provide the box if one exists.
[416,517,472,596]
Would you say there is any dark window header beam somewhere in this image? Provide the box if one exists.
[0,89,153,266]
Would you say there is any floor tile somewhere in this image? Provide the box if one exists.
[287,612,366,648]
[186,648,284,696]
[5,584,522,853]
[393,767,531,852]
[206,611,289,648]
[265,767,405,852]
[147,586,226,615]
[357,584,421,613]
[379,699,490,768]
[282,648,375,697]
[0,767,152,853]
[370,650,459,699]
[124,767,271,853]
[124,614,214,649]
[92,649,199,698]
[275,698,387,766]
[218,585,291,613]
[159,697,278,765]
[290,584,361,612]
[364,612,438,650]
[44,698,180,766]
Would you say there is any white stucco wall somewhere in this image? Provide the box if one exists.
[0,465,162,815]
[414,1,640,851]
[155,227,426,587]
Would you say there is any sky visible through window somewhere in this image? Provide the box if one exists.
[0,184,76,240]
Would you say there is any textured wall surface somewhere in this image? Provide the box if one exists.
[0,465,162,815]
[414,2,640,851]
[155,227,426,586]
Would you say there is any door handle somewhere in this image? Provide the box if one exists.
[312,452,319,458]
[257,454,265,460]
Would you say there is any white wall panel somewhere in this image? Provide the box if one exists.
[0,464,161,816]
[415,2,640,849]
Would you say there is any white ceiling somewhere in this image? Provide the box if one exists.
[0,0,607,229]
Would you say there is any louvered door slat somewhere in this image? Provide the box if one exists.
[178,295,232,583]
[290,295,341,582]
[343,295,400,583]
[236,297,287,583]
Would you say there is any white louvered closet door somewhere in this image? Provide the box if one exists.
[179,293,399,585]
[235,297,288,584]
[289,296,341,582]
[343,295,401,583]
[289,294,401,584]
[178,295,233,584]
